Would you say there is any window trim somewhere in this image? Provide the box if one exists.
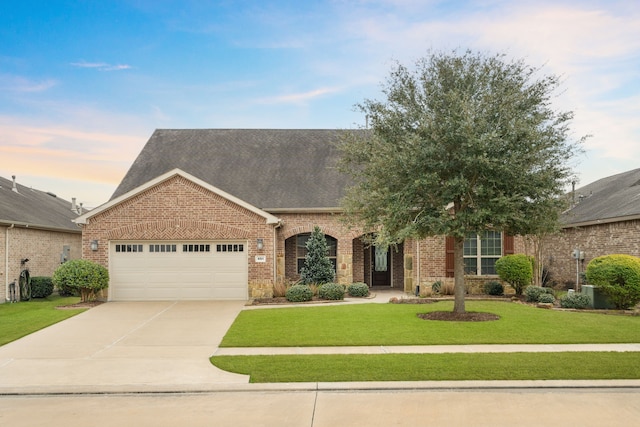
[463,231,502,276]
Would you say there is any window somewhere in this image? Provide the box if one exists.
[296,233,337,274]
[149,244,177,253]
[463,231,502,275]
[115,244,143,253]
[183,244,211,253]
[216,244,244,253]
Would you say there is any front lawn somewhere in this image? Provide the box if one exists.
[0,296,85,346]
[220,301,640,347]
[211,352,640,383]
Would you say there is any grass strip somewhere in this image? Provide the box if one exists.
[0,296,85,346]
[211,352,640,383]
[221,301,640,347]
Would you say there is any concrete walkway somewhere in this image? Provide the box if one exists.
[0,292,639,395]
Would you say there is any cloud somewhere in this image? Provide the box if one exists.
[70,61,132,71]
[256,87,341,105]
[0,74,57,92]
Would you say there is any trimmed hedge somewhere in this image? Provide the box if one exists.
[30,276,54,298]
[347,282,369,297]
[285,284,313,302]
[495,254,533,295]
[483,281,504,296]
[524,286,554,303]
[319,283,345,300]
[585,254,640,309]
[52,259,109,302]
[560,293,591,309]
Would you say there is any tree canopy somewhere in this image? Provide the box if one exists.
[339,50,584,313]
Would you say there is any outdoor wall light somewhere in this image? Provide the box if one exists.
[90,240,99,251]
[256,238,264,250]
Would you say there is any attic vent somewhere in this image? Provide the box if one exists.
[46,192,57,198]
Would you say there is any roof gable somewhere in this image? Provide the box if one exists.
[562,168,640,226]
[0,176,80,232]
[111,129,357,210]
[76,169,280,225]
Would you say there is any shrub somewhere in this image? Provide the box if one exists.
[537,293,556,304]
[524,286,554,303]
[483,281,504,296]
[347,282,369,297]
[431,281,443,294]
[319,283,345,300]
[285,284,313,302]
[560,293,591,309]
[52,259,109,302]
[585,254,640,309]
[272,281,289,298]
[300,226,336,285]
[30,276,54,298]
[495,254,533,295]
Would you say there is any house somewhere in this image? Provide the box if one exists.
[0,176,82,302]
[542,168,640,287]
[75,129,527,301]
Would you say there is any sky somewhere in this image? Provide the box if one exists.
[0,0,638,209]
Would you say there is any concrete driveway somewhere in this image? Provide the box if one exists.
[0,301,249,394]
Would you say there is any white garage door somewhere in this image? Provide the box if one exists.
[109,241,248,301]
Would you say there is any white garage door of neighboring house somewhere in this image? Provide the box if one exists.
[109,241,248,301]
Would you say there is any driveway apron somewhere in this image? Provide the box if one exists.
[0,301,249,394]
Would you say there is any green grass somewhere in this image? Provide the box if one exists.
[211,352,640,383]
[220,301,640,347]
[0,296,86,346]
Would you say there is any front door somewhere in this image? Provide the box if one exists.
[371,246,391,286]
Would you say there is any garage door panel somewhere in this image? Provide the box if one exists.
[110,241,248,301]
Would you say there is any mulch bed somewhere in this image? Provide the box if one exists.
[56,301,105,310]
[417,311,500,322]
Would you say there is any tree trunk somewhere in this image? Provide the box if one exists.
[453,236,466,313]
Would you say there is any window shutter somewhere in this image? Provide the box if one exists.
[445,236,455,277]
[503,234,514,255]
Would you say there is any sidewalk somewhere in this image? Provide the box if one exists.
[214,343,640,356]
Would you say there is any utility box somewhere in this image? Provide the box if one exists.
[581,285,616,309]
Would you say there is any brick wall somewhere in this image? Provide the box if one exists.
[81,175,276,299]
[542,219,640,287]
[1,225,81,302]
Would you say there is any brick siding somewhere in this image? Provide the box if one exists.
[1,225,81,302]
[542,219,640,287]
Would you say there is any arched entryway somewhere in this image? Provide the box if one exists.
[353,235,404,288]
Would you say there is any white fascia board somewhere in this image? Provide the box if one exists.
[74,168,281,225]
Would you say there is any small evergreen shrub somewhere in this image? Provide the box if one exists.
[560,293,591,309]
[483,281,504,296]
[585,254,640,309]
[495,254,533,295]
[285,284,313,302]
[347,282,369,297]
[319,283,345,300]
[525,286,554,303]
[537,293,556,304]
[30,276,54,298]
[300,226,336,285]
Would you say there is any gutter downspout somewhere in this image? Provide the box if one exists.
[5,224,14,302]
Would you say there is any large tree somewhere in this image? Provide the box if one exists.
[339,50,584,313]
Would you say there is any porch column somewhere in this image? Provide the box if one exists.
[337,238,353,285]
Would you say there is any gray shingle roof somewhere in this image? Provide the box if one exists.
[111,129,357,210]
[562,168,640,226]
[0,176,81,232]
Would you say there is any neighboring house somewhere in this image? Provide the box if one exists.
[75,129,527,301]
[543,168,640,287]
[0,176,82,302]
